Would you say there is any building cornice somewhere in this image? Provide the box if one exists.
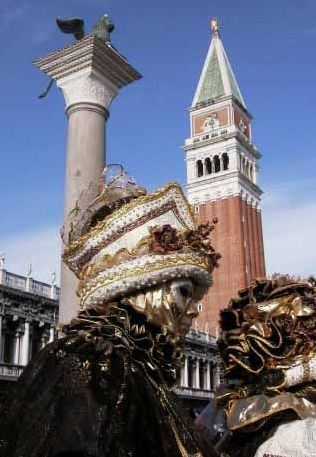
[189,95,253,119]
[0,285,58,307]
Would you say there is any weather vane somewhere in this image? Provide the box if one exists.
[211,17,220,35]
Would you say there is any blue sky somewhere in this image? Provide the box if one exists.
[0,0,315,282]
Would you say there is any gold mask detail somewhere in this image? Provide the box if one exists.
[124,279,199,342]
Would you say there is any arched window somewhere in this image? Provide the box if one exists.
[249,164,254,181]
[205,157,212,174]
[245,161,249,177]
[196,160,203,177]
[242,156,246,173]
[222,153,229,170]
[214,155,221,173]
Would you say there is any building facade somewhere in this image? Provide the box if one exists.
[176,329,221,411]
[0,259,58,400]
[184,19,266,335]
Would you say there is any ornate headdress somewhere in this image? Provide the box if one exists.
[63,165,220,310]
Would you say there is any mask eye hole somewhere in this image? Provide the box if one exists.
[179,286,190,298]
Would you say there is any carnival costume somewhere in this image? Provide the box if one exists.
[197,277,316,457]
[0,166,220,457]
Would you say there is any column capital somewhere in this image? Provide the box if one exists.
[34,36,142,112]
[59,71,117,112]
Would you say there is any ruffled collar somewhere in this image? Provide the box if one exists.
[63,302,180,386]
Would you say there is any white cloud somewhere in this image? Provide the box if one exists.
[0,225,61,284]
[262,185,316,278]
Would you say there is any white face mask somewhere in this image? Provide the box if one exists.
[126,279,199,341]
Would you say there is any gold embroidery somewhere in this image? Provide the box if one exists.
[63,183,194,261]
[79,253,209,305]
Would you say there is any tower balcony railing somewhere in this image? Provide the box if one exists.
[185,125,238,147]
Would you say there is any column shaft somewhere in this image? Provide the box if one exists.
[183,356,189,387]
[60,103,108,324]
[20,322,30,366]
[13,335,21,365]
[194,359,200,389]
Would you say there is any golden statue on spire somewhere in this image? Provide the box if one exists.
[211,17,219,35]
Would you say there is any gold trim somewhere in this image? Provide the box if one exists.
[79,253,209,304]
[227,392,316,430]
[64,182,194,259]
[80,237,151,280]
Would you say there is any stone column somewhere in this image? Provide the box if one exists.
[13,333,21,365]
[34,36,141,324]
[181,355,189,388]
[215,360,221,387]
[194,358,200,389]
[205,360,211,390]
[20,321,30,366]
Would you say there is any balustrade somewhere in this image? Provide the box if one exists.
[1,271,60,300]
[0,363,23,380]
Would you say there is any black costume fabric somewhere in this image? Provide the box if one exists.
[0,303,217,457]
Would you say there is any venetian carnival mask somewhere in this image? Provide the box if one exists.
[62,165,219,338]
[125,278,199,340]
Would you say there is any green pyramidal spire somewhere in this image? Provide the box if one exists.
[192,18,246,108]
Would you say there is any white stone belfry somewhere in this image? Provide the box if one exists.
[184,18,262,207]
[34,33,141,324]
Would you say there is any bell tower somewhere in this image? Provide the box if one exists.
[184,19,265,335]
